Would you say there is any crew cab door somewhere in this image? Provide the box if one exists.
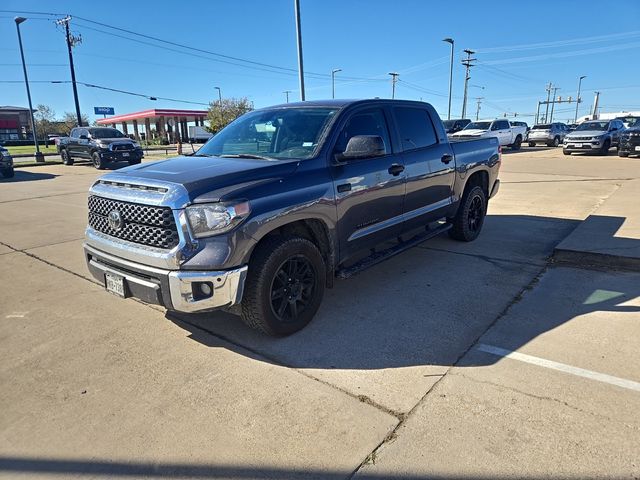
[76,128,91,158]
[67,128,80,155]
[331,107,405,261]
[491,120,512,145]
[391,106,456,231]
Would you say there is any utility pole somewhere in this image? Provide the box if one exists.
[574,75,586,123]
[543,82,553,123]
[294,0,305,101]
[283,90,291,103]
[475,97,483,121]
[592,91,600,119]
[56,16,83,126]
[14,17,44,162]
[442,38,454,120]
[388,72,399,99]
[535,101,541,124]
[549,86,560,123]
[461,49,476,119]
[331,68,341,99]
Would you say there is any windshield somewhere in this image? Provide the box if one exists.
[90,128,126,139]
[197,107,339,160]
[532,124,551,130]
[630,118,640,128]
[463,121,491,130]
[575,122,608,131]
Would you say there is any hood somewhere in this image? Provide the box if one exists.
[566,130,607,138]
[451,129,488,136]
[95,137,136,145]
[111,155,300,200]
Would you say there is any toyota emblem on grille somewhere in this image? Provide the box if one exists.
[107,210,124,231]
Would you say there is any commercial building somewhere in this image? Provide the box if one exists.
[0,106,33,141]
[95,108,209,142]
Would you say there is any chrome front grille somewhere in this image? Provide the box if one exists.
[88,195,179,249]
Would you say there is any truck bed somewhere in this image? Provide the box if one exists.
[450,136,500,165]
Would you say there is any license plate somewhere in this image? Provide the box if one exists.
[105,272,125,297]
[122,152,130,157]
[635,146,640,151]
[572,143,583,148]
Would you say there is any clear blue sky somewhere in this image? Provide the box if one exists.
[2,0,639,124]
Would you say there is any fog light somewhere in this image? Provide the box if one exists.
[192,281,213,300]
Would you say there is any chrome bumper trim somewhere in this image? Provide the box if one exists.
[84,244,247,313]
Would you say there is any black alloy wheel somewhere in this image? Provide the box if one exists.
[270,255,316,324]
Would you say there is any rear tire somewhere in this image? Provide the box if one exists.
[61,149,73,166]
[92,151,106,170]
[618,151,629,157]
[511,135,522,150]
[563,149,571,156]
[528,142,536,147]
[128,158,142,165]
[241,235,326,336]
[1,167,14,178]
[448,185,487,242]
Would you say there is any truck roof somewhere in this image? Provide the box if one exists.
[262,99,432,110]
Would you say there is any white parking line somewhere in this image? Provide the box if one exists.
[477,343,640,393]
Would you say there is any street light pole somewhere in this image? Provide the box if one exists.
[214,86,222,105]
[294,0,305,101]
[331,68,341,99]
[443,38,454,120]
[14,17,43,162]
[575,75,586,123]
[388,72,399,99]
[283,90,291,103]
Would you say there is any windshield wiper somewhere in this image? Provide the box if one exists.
[219,154,274,160]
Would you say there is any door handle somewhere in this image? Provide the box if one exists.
[388,164,405,176]
[441,154,453,164]
[337,183,351,193]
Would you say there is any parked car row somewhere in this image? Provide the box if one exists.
[444,115,640,157]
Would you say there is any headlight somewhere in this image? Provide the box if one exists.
[592,136,602,141]
[132,142,141,148]
[185,201,251,238]
[98,143,110,150]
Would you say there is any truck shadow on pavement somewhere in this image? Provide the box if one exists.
[168,214,640,372]
[0,170,57,182]
[0,455,614,480]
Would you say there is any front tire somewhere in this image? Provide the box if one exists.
[241,236,326,336]
[448,185,487,242]
[548,136,560,147]
[1,167,14,178]
[528,142,536,147]
[511,135,522,150]
[618,150,629,157]
[92,151,106,170]
[61,148,73,166]
[563,149,571,156]
[599,140,611,156]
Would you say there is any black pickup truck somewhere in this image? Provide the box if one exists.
[58,126,144,169]
[83,99,501,335]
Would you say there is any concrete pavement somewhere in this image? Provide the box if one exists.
[1,147,639,479]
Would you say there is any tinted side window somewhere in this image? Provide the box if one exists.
[498,120,510,130]
[393,107,437,151]
[334,108,391,155]
[70,128,78,138]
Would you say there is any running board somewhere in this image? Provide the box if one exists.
[336,223,452,279]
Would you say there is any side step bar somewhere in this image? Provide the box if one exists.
[336,223,452,279]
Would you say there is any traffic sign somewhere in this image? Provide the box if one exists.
[94,106,115,115]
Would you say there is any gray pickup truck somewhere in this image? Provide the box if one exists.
[84,99,501,335]
[58,126,144,169]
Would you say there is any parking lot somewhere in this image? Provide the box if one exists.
[1,147,639,479]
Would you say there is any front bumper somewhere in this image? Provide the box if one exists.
[619,136,640,153]
[84,243,247,313]
[563,138,604,151]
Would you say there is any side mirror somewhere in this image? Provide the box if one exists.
[335,135,385,161]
